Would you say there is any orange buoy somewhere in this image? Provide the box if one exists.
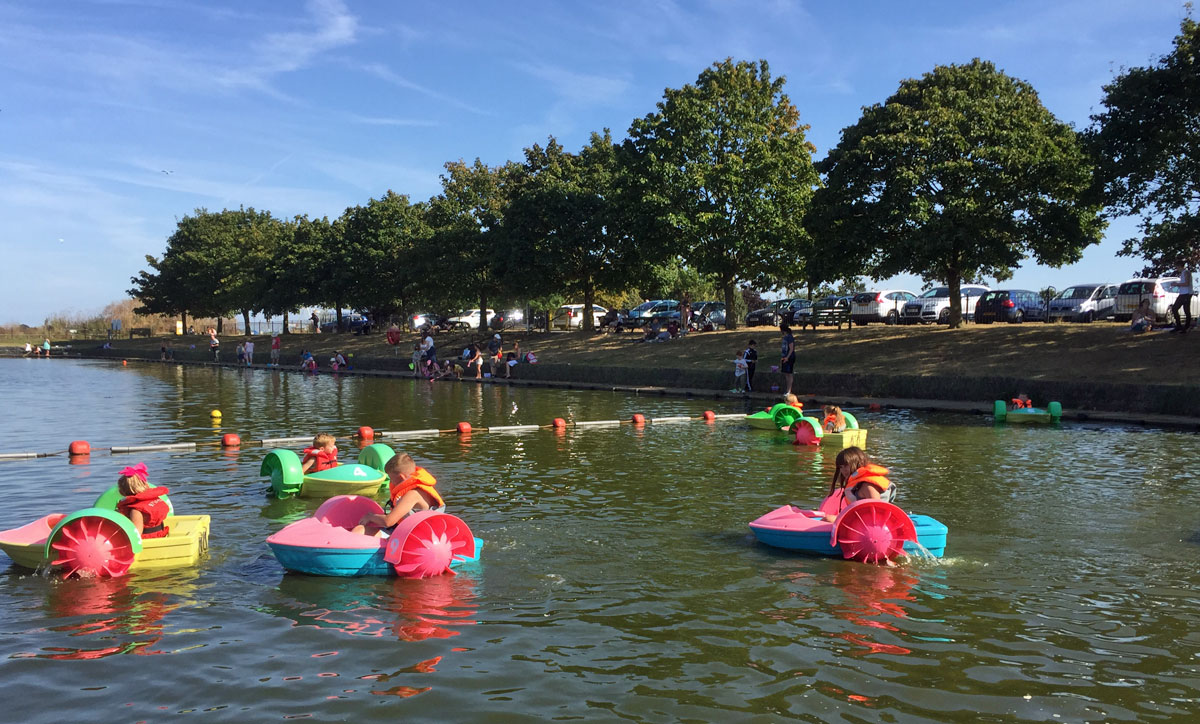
[631,414,645,426]
[552,418,566,429]
[456,422,472,435]
[68,440,90,456]
[221,433,241,448]
[357,426,375,441]
[122,360,127,366]
[702,410,716,422]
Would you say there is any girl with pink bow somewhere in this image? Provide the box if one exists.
[116,463,172,539]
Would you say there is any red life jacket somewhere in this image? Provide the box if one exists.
[302,446,339,472]
[1011,398,1032,409]
[117,487,171,539]
[389,466,444,509]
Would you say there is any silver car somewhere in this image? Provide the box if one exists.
[1047,284,1117,323]
[901,285,989,324]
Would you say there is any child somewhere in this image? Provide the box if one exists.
[821,447,895,522]
[783,392,803,411]
[744,340,758,391]
[505,351,517,378]
[236,342,245,365]
[270,334,281,366]
[1010,393,1032,410]
[411,343,424,377]
[732,350,748,392]
[115,463,171,539]
[822,405,847,433]
[301,433,339,474]
[352,453,444,536]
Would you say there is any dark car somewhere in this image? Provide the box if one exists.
[746,299,794,327]
[320,313,369,334]
[627,300,678,328]
[974,290,1045,324]
[797,296,852,326]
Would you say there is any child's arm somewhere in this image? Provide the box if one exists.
[359,490,431,529]
[301,457,314,474]
[127,509,146,535]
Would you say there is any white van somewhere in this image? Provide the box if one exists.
[900,285,989,324]
[1047,284,1117,323]
[1113,278,1197,322]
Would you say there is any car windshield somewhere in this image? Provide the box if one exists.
[919,287,950,298]
[1056,286,1096,300]
[630,302,657,314]
[982,291,1009,302]
[1118,282,1150,294]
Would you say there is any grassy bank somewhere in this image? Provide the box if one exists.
[9,321,1199,414]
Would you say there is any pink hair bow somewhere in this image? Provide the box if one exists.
[119,462,148,479]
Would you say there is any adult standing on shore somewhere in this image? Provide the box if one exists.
[270,334,281,366]
[779,324,795,394]
[41,338,51,357]
[421,329,437,369]
[310,311,320,333]
[1171,265,1194,333]
[208,328,220,362]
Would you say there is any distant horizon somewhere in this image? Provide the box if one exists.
[1,0,1190,326]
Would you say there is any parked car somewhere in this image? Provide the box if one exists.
[973,289,1046,323]
[626,300,678,328]
[1113,277,1198,322]
[448,309,496,329]
[901,284,990,324]
[1047,284,1118,323]
[797,296,852,326]
[851,290,917,325]
[551,304,608,330]
[691,301,726,327]
[319,312,368,334]
[489,309,524,330]
[745,299,792,327]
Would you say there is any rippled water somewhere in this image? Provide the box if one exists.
[2,358,1199,722]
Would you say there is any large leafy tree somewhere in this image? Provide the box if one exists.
[259,215,330,333]
[812,59,1104,327]
[430,159,525,331]
[502,132,648,331]
[335,191,430,327]
[1091,16,1200,272]
[627,58,820,329]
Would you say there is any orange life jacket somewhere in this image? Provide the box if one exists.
[117,487,171,539]
[389,466,445,509]
[846,464,891,494]
[302,447,339,472]
[823,413,845,431]
[1011,398,1032,409]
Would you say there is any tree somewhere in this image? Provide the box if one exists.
[1091,16,1200,272]
[336,192,430,327]
[501,132,647,331]
[627,58,820,329]
[430,159,524,332]
[812,59,1104,327]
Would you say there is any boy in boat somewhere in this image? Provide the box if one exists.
[351,452,444,536]
[1010,393,1032,410]
[116,462,171,539]
[301,433,339,474]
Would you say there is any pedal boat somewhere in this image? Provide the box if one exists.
[266,495,482,578]
[793,411,869,449]
[993,400,1062,424]
[0,487,209,578]
[262,443,393,499]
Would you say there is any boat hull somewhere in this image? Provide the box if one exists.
[749,505,947,557]
[268,537,484,577]
[0,514,210,571]
[820,428,869,449]
[300,464,387,499]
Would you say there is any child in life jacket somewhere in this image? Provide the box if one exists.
[351,452,444,536]
[822,405,847,433]
[1010,393,1032,410]
[301,433,339,474]
[115,463,171,539]
[783,392,804,411]
[821,446,896,522]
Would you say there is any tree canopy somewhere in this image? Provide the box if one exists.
[1091,16,1200,272]
[627,58,820,328]
[812,59,1104,327]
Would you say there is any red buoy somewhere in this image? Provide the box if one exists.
[221,433,241,448]
[357,426,375,441]
[631,414,645,426]
[456,422,472,435]
[702,410,716,422]
[552,418,566,429]
[122,360,127,366]
[868,403,882,412]
[68,440,90,456]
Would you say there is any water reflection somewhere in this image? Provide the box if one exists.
[262,573,479,642]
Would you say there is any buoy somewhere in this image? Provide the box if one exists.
[221,433,241,447]
[456,422,472,435]
[358,426,375,441]
[122,360,127,366]
[68,453,90,466]
[210,409,222,419]
[702,410,716,422]
[552,418,566,429]
[868,403,882,412]
[68,440,90,456]
[631,414,645,426]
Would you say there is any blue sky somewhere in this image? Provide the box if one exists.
[0,0,1190,325]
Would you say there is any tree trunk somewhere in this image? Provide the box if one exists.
[478,291,488,333]
[947,272,963,329]
[282,311,290,334]
[582,284,595,332]
[216,317,223,334]
[335,304,343,334]
[723,278,738,330]
[242,309,251,335]
[181,311,187,335]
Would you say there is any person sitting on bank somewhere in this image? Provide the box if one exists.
[1130,299,1155,333]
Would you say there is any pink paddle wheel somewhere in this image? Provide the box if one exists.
[384,511,477,579]
[49,516,137,579]
[830,500,917,565]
